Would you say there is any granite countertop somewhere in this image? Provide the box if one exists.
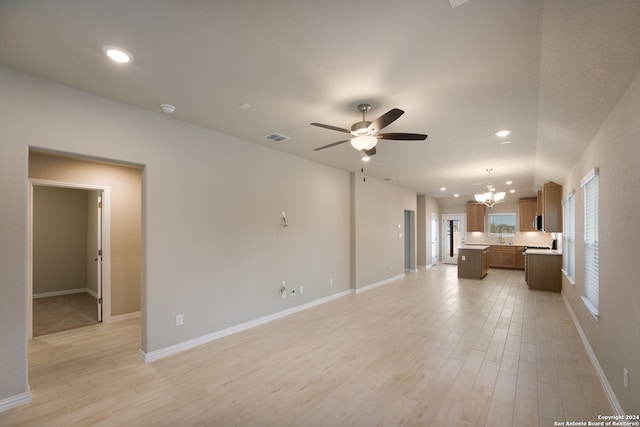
[458,245,490,250]
[525,249,562,256]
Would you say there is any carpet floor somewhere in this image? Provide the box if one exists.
[33,292,99,337]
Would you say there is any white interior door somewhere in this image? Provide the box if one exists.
[442,214,466,264]
[431,213,439,265]
[96,194,103,322]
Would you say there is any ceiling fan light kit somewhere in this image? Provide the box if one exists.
[310,103,427,155]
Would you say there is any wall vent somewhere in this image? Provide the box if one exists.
[264,132,290,143]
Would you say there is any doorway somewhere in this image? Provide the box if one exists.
[28,180,111,339]
[442,213,466,264]
[404,210,416,272]
[431,213,439,265]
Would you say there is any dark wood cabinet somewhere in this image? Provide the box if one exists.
[526,253,562,292]
[466,202,486,232]
[458,246,490,279]
[519,198,538,232]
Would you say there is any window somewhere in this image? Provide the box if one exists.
[562,191,575,284]
[581,168,599,320]
[488,213,517,236]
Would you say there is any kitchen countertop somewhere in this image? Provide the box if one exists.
[525,249,562,255]
[458,245,490,250]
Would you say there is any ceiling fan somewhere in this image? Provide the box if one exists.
[311,103,428,156]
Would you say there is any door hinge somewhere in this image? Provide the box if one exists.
[98,297,103,304]
[98,201,102,208]
[98,249,102,256]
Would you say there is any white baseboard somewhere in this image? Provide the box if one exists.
[111,311,141,323]
[562,292,624,415]
[33,288,97,299]
[139,289,353,363]
[355,273,405,294]
[0,391,32,413]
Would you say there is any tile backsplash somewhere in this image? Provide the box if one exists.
[466,231,560,247]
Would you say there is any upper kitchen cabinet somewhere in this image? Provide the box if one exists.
[543,182,563,232]
[519,197,538,231]
[467,202,486,232]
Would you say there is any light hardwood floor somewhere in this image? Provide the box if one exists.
[1,265,613,426]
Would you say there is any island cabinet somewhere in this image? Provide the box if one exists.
[519,197,538,231]
[458,246,490,279]
[466,202,486,232]
[489,245,526,270]
[526,251,562,292]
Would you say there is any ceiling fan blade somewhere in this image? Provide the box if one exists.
[368,108,404,133]
[377,133,428,141]
[310,122,351,133]
[313,139,350,151]
[363,147,377,156]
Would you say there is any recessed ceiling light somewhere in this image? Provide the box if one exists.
[440,187,446,191]
[495,129,511,138]
[505,181,512,185]
[500,140,512,145]
[362,156,371,162]
[238,103,252,110]
[510,189,516,193]
[454,194,460,198]
[160,104,175,114]
[102,45,133,63]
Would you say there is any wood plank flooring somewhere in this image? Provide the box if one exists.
[1,265,613,426]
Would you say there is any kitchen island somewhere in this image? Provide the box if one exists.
[458,245,490,279]
[525,248,562,292]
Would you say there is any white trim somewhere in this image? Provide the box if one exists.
[580,167,599,187]
[562,292,624,416]
[33,288,96,299]
[0,391,32,413]
[561,269,576,286]
[139,289,353,363]
[111,311,141,323]
[28,179,112,340]
[581,296,600,321]
[354,273,406,294]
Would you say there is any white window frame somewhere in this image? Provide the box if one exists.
[581,167,599,321]
[488,212,517,238]
[562,190,576,285]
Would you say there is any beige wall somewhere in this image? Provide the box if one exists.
[561,70,640,414]
[352,173,417,288]
[32,186,88,295]
[29,152,142,316]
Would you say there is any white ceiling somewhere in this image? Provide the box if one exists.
[1,0,639,201]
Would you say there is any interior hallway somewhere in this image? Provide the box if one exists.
[1,265,612,426]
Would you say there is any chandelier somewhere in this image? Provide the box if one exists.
[474,168,506,208]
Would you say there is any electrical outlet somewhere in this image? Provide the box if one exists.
[291,288,296,296]
[175,314,184,326]
[329,278,333,286]
[462,255,466,261]
[300,286,304,295]
[281,281,287,299]
[624,368,629,389]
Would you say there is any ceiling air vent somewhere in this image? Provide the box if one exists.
[264,132,290,143]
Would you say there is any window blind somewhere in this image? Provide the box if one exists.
[581,168,599,318]
[562,191,575,283]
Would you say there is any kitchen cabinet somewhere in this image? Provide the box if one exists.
[526,251,562,292]
[467,202,486,232]
[515,247,525,269]
[543,182,563,232]
[458,245,490,279]
[489,245,525,270]
[519,198,538,232]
